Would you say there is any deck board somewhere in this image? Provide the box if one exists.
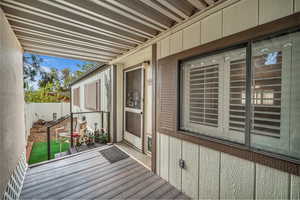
[21,145,189,200]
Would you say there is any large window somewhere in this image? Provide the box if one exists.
[180,30,300,160]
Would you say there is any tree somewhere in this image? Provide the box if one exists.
[23,54,43,89]
[61,68,74,90]
[38,68,60,88]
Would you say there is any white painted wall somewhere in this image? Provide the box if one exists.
[0,8,25,195]
[71,68,111,133]
[24,103,70,138]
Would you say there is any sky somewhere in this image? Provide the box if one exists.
[24,53,94,90]
[24,52,94,72]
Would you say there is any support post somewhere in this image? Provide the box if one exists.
[70,113,74,147]
[47,126,51,160]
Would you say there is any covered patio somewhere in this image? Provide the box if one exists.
[20,145,188,200]
[1,0,300,199]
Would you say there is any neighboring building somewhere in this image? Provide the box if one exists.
[70,65,112,136]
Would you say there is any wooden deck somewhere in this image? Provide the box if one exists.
[21,145,189,200]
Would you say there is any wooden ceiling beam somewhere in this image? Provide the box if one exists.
[24,49,109,62]
[90,0,168,31]
[23,45,113,60]
[156,0,189,19]
[203,0,215,6]
[186,0,207,10]
[20,40,119,58]
[18,36,121,56]
[139,0,182,23]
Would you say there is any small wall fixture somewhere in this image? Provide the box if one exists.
[179,159,185,169]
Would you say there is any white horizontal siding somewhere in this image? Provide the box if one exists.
[159,0,300,57]
[157,134,300,199]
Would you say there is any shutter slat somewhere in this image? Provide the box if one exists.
[189,63,219,127]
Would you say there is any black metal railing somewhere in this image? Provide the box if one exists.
[46,114,71,160]
[46,111,110,160]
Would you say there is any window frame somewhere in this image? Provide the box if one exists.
[177,28,300,163]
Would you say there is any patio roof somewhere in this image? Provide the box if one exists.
[0,0,221,62]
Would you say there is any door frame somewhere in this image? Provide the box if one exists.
[122,64,145,153]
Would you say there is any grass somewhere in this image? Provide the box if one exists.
[29,140,70,165]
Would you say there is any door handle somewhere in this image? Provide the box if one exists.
[140,112,143,115]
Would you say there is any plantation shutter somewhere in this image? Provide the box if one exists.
[189,63,219,127]
[84,80,100,110]
[223,48,247,143]
[73,87,80,107]
[181,53,224,137]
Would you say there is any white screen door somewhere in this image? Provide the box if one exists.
[124,66,144,150]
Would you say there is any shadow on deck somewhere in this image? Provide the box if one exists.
[21,145,189,200]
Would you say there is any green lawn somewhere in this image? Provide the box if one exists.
[29,140,70,165]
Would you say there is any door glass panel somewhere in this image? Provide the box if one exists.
[126,69,142,109]
[125,111,141,137]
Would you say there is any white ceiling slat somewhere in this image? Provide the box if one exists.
[204,0,215,6]
[19,36,117,55]
[105,0,171,30]
[38,0,154,39]
[139,0,183,22]
[20,39,118,57]
[13,27,125,54]
[186,0,207,10]
[1,0,144,45]
[156,0,189,19]
[25,49,109,62]
[7,15,133,50]
[89,0,167,31]
[54,0,157,38]
[23,45,112,60]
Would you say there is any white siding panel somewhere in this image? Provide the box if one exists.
[161,36,170,58]
[199,146,220,199]
[259,0,293,25]
[256,164,289,199]
[169,136,182,190]
[201,11,222,44]
[183,22,201,50]
[182,141,199,200]
[291,175,300,200]
[223,0,258,37]
[160,133,169,181]
[170,31,183,55]
[220,153,254,199]
[296,0,300,12]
